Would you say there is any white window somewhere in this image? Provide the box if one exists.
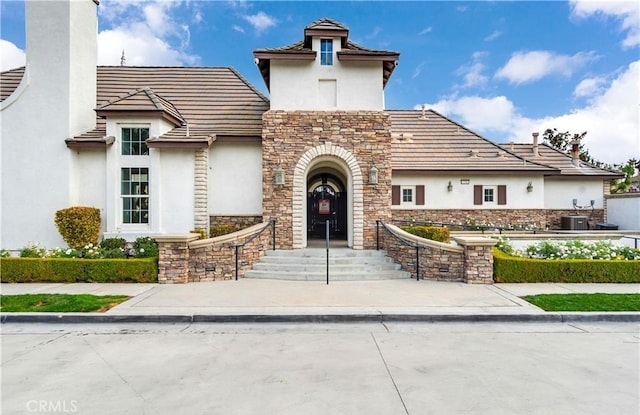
[320,39,333,66]
[484,186,496,204]
[401,186,414,205]
[120,126,150,225]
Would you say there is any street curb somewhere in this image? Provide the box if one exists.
[2,312,639,324]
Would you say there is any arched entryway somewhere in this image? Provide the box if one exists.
[292,143,364,249]
[307,171,347,241]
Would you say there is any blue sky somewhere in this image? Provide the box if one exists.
[1,0,638,164]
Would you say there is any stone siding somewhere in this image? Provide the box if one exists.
[194,149,209,233]
[262,111,392,249]
[378,228,464,282]
[392,209,604,230]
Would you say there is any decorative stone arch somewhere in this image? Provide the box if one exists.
[292,142,364,249]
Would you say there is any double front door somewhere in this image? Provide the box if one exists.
[307,183,347,240]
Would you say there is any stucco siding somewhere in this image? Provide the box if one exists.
[544,178,604,209]
[209,141,262,215]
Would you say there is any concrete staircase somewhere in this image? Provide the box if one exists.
[244,248,411,281]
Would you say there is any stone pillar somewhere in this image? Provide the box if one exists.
[453,236,497,284]
[194,149,209,234]
[156,234,200,284]
[603,179,611,222]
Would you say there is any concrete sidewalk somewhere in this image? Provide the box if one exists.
[1,280,638,323]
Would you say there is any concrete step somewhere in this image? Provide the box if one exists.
[245,249,411,281]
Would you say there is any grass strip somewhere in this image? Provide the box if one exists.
[523,293,640,312]
[0,294,130,312]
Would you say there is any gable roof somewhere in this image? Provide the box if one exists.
[254,18,399,91]
[504,143,623,178]
[389,109,558,174]
[96,87,186,126]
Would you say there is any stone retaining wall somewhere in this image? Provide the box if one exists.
[209,215,263,229]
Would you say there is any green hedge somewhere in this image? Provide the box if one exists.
[400,225,450,243]
[493,249,640,283]
[0,257,157,283]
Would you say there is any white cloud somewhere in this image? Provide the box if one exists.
[242,11,277,33]
[495,50,598,85]
[417,61,640,164]
[456,51,488,88]
[573,76,607,98]
[570,0,640,49]
[97,0,200,66]
[484,30,502,42]
[419,27,433,35]
[412,61,425,79]
[233,25,245,34]
[0,39,25,71]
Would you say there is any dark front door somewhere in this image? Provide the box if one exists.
[307,183,347,240]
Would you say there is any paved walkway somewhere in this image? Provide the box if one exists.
[1,281,638,322]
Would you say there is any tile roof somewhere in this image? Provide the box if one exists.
[305,17,349,31]
[1,66,270,145]
[388,109,558,174]
[97,87,186,126]
[0,67,25,101]
[504,143,623,178]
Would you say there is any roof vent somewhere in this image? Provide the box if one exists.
[401,133,413,140]
[421,104,426,119]
[469,150,479,158]
[496,150,506,158]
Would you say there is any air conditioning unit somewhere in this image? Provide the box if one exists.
[561,216,589,230]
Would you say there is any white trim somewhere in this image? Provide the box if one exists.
[292,143,364,249]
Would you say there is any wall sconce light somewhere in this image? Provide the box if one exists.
[590,200,595,207]
[369,163,378,185]
[447,181,453,192]
[527,182,533,192]
[274,164,285,186]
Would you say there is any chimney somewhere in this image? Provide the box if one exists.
[421,104,426,119]
[571,138,580,166]
[532,132,539,157]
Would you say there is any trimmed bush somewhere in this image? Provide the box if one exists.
[493,248,640,283]
[210,224,242,238]
[400,225,450,243]
[54,207,102,249]
[0,257,157,283]
[133,237,158,258]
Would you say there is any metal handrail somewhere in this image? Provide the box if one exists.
[621,235,640,249]
[376,220,423,281]
[231,219,276,280]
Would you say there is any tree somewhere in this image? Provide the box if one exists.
[542,128,594,164]
[610,158,639,193]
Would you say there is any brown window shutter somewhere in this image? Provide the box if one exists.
[473,185,483,205]
[392,185,400,205]
[498,185,507,205]
[416,185,425,205]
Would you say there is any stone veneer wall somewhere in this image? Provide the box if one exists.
[393,209,604,230]
[188,223,273,282]
[262,111,392,249]
[156,223,274,283]
[379,230,464,281]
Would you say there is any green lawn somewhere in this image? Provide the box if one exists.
[0,294,130,312]
[523,293,640,312]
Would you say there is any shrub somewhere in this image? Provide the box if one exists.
[19,243,47,258]
[210,224,241,238]
[0,257,158,283]
[400,225,450,243]
[0,250,11,258]
[133,237,158,258]
[493,248,640,283]
[100,238,126,250]
[54,206,101,249]
[190,229,207,240]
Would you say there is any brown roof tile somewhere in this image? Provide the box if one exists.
[389,110,558,174]
[0,67,25,102]
[504,143,623,178]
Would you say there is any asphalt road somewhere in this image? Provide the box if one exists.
[2,322,639,415]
